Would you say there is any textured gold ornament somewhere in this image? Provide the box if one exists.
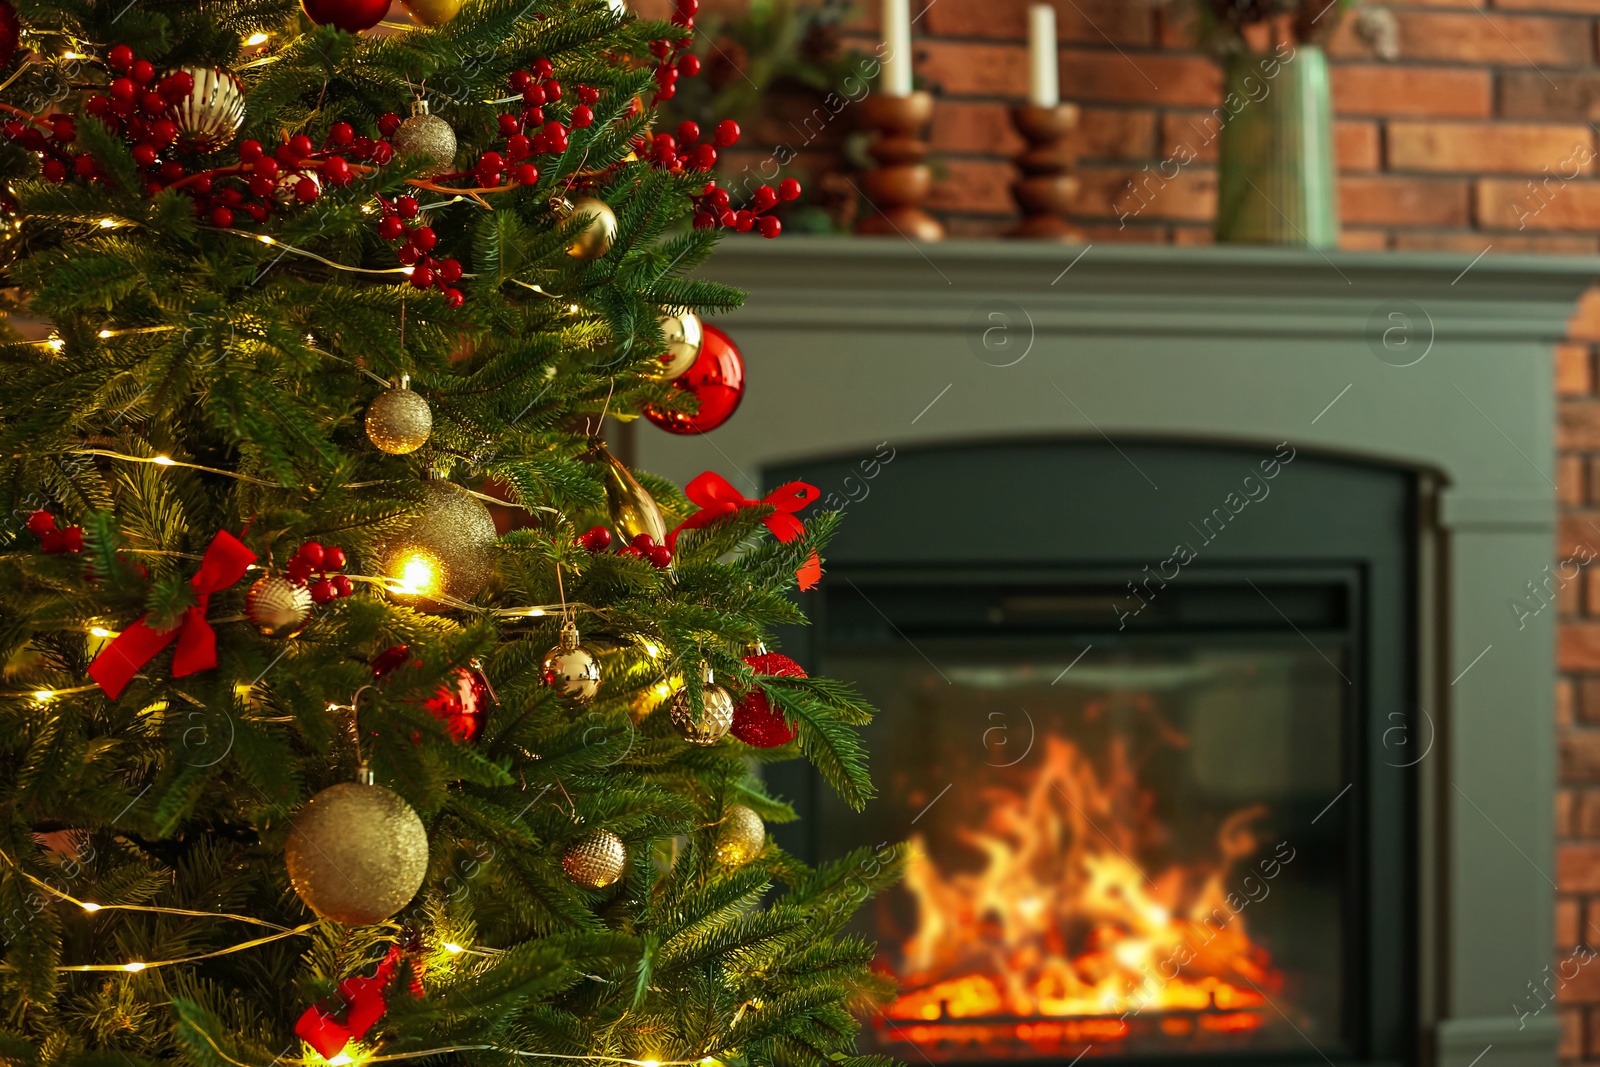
[392,99,457,178]
[562,828,626,888]
[245,574,313,638]
[555,196,617,260]
[715,805,765,866]
[365,381,433,454]
[402,0,462,24]
[383,480,497,609]
[167,66,246,151]
[668,664,735,745]
[591,441,666,547]
[650,308,703,381]
[285,778,429,925]
[542,620,602,703]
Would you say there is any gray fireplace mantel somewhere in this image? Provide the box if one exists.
[636,238,1600,1067]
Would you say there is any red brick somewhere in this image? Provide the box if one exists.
[1571,289,1600,341]
[1503,71,1600,122]
[1564,731,1600,783]
[1560,844,1600,891]
[1564,678,1579,726]
[1337,121,1380,172]
[1329,11,1592,65]
[1389,122,1593,175]
[1080,108,1158,161]
[926,159,1014,215]
[1340,176,1470,226]
[1562,344,1594,396]
[1160,112,1226,164]
[1171,226,1213,245]
[1575,788,1600,834]
[921,0,1152,44]
[1566,573,1585,617]
[1332,66,1492,118]
[1563,626,1600,671]
[1563,402,1600,451]
[1564,455,1588,507]
[1477,179,1600,231]
[1563,895,1582,944]
[1075,165,1216,223]
[1057,49,1222,107]
[1581,679,1600,724]
[1562,1007,1583,1060]
[929,101,1025,157]
[1339,229,1389,251]
[915,41,1029,97]
[1497,0,1600,10]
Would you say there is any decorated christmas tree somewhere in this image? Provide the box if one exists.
[0,2,902,1064]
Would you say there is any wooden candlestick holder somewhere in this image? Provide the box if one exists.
[855,90,945,241]
[1007,104,1084,241]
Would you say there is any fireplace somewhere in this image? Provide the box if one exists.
[637,238,1596,1067]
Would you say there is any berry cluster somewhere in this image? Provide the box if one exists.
[645,118,740,175]
[693,176,801,238]
[26,510,83,554]
[647,0,701,101]
[373,194,465,306]
[577,526,673,569]
[286,541,354,604]
[206,128,375,228]
[501,59,599,167]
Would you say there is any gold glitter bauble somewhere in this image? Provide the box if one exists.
[402,0,462,24]
[392,99,457,178]
[167,66,246,151]
[650,309,702,381]
[556,196,617,260]
[668,666,735,745]
[542,620,602,703]
[245,574,313,638]
[285,780,429,925]
[592,441,666,547]
[383,480,497,610]
[715,805,765,866]
[365,385,433,454]
[562,828,626,888]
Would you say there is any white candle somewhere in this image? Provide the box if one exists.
[881,0,913,97]
[1027,3,1059,108]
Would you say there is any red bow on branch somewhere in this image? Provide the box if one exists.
[295,944,424,1059]
[87,530,257,700]
[668,472,822,590]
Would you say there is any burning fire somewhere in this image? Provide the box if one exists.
[883,735,1282,1050]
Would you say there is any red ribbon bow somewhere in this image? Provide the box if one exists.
[295,945,423,1059]
[88,530,257,700]
[669,472,822,590]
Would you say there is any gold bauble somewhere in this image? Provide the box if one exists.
[715,805,765,866]
[245,574,313,638]
[402,0,462,24]
[562,828,626,888]
[383,480,498,609]
[392,99,457,178]
[651,309,703,381]
[591,441,666,547]
[167,66,246,151]
[556,196,617,260]
[365,384,433,454]
[668,666,735,746]
[285,779,429,925]
[542,620,602,703]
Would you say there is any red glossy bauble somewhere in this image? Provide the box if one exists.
[642,323,745,435]
[730,651,805,747]
[372,644,492,744]
[302,0,390,32]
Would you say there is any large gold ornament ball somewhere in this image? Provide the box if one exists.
[285,782,429,925]
[542,622,602,703]
[392,101,457,178]
[383,480,498,609]
[651,309,703,381]
[402,0,462,24]
[668,678,735,746]
[558,196,617,260]
[595,443,666,547]
[715,805,766,866]
[245,575,313,638]
[168,66,246,151]
[562,828,626,888]
[365,386,433,454]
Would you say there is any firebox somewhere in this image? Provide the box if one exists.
[766,441,1416,1065]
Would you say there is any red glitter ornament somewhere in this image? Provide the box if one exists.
[730,650,804,747]
[372,645,494,744]
[642,323,744,435]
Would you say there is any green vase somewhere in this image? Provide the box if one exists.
[1214,45,1338,247]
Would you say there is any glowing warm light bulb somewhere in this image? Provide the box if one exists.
[122,961,145,972]
[642,640,661,659]
[98,329,113,339]
[245,32,270,46]
[388,549,442,598]
[327,1055,354,1066]
[61,51,83,60]
[32,690,55,702]
[89,627,113,638]
[258,235,275,245]
[80,902,101,912]
[151,455,175,466]
[99,218,116,228]
[443,942,464,954]
[45,336,64,352]
[640,1059,661,1066]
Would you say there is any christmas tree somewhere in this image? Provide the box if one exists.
[0,2,902,1064]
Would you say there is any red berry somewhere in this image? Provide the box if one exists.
[522,84,545,106]
[442,287,464,308]
[412,226,437,250]
[254,156,279,180]
[693,210,714,228]
[310,579,337,605]
[632,533,656,550]
[191,175,213,194]
[778,177,802,201]
[323,156,351,185]
[478,151,503,171]
[577,85,599,104]
[711,187,731,208]
[410,265,434,289]
[514,163,539,185]
[676,122,700,146]
[439,258,463,282]
[617,545,643,559]
[717,208,737,228]
[140,90,167,116]
[578,525,612,552]
[297,542,325,568]
[523,106,544,128]
[714,119,740,147]
[571,106,593,128]
[41,159,67,183]
[679,0,700,15]
[543,80,562,101]
[498,114,521,136]
[649,39,670,57]
[246,203,268,222]
[331,121,354,146]
[734,210,754,233]
[132,143,157,167]
[131,59,156,85]
[107,45,135,72]
[288,134,314,159]
[379,215,405,240]
[159,160,185,182]
[295,177,319,202]
[691,143,717,170]
[678,54,701,77]
[510,70,533,92]
[533,58,553,76]
[397,195,419,219]
[379,113,402,137]
[398,243,420,265]
[752,185,778,210]
[758,215,781,238]
[323,546,347,570]
[333,575,354,598]
[109,77,137,103]
[239,139,264,163]
[165,71,195,99]
[369,142,394,165]
[26,510,54,535]
[506,134,531,160]
[646,545,673,569]
[51,118,75,142]
[210,206,234,227]
[286,559,313,585]
[73,155,97,178]
[149,119,178,147]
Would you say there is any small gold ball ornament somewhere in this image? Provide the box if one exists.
[715,805,766,866]
[651,309,703,381]
[555,196,618,260]
[382,480,498,609]
[285,771,429,925]
[166,66,246,151]
[668,664,735,745]
[542,620,602,703]
[562,828,626,888]
[402,0,462,24]
[365,379,433,454]
[392,98,457,178]
[591,440,667,547]
[245,574,313,638]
